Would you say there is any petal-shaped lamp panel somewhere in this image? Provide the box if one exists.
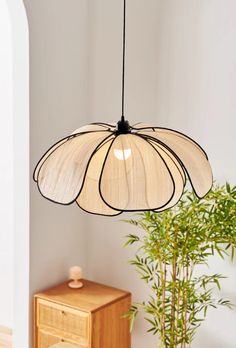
[33,137,69,182]
[140,130,213,198]
[71,123,115,135]
[132,122,153,129]
[91,122,116,129]
[77,137,121,216]
[148,140,186,184]
[147,140,185,212]
[37,131,112,204]
[100,134,175,211]
[139,127,207,157]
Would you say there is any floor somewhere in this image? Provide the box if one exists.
[0,327,12,348]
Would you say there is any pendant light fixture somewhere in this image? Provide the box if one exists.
[33,0,213,216]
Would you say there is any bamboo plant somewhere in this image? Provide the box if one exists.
[125,183,236,348]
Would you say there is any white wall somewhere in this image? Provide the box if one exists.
[86,1,236,347]
[0,0,14,329]
[23,0,89,346]
[24,0,89,291]
[0,5,29,348]
[5,1,29,347]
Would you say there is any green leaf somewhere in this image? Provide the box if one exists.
[226,182,231,194]
[124,234,140,246]
[124,182,236,346]
[231,246,235,261]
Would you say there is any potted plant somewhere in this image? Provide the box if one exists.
[125,183,236,348]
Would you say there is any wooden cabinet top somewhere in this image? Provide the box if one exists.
[34,279,131,313]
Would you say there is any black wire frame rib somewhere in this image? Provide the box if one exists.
[137,133,213,199]
[146,137,187,186]
[140,137,186,212]
[90,122,116,129]
[131,125,209,159]
[33,136,68,182]
[33,129,115,182]
[85,124,209,160]
[35,132,115,206]
[76,137,123,217]
[76,201,122,217]
[97,133,177,213]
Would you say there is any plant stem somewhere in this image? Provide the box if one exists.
[176,265,182,348]
[159,259,166,345]
[184,264,189,348]
[171,230,178,347]
[162,262,167,338]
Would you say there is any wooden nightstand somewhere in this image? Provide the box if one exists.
[34,279,131,348]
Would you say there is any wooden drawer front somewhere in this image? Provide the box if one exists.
[38,330,87,348]
[38,301,89,339]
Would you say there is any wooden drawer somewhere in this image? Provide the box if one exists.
[38,330,87,348]
[34,280,131,348]
[37,300,89,340]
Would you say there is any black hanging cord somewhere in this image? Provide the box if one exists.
[121,0,126,121]
[117,0,130,134]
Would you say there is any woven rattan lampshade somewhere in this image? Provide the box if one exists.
[33,121,213,216]
[34,0,213,215]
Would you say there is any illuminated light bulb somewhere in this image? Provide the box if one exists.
[114,148,132,160]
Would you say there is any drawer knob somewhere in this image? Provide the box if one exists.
[60,310,65,315]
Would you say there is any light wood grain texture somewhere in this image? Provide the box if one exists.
[50,343,79,348]
[91,296,131,348]
[34,279,131,348]
[38,330,85,348]
[35,279,130,312]
[0,326,12,348]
